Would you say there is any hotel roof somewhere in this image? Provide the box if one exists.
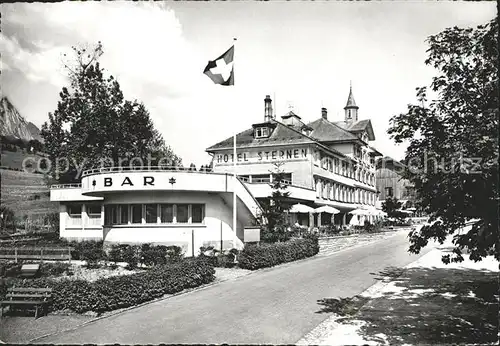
[334,119,375,140]
[206,120,315,151]
[206,119,350,159]
[307,117,359,142]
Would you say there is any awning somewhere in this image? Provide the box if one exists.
[349,208,369,216]
[314,205,341,214]
[289,203,315,213]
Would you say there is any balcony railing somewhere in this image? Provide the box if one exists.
[51,183,82,189]
[81,166,213,177]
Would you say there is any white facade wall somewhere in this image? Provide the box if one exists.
[58,192,243,255]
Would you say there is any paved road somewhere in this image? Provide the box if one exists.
[34,231,433,345]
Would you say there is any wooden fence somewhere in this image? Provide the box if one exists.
[0,246,72,263]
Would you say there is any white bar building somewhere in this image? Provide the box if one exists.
[50,169,261,255]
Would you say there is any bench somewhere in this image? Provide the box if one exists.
[20,264,40,278]
[0,287,52,318]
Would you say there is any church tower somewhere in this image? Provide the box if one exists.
[344,82,359,123]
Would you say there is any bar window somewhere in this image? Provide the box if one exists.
[131,204,142,224]
[177,204,189,223]
[191,204,204,223]
[67,204,82,216]
[104,205,118,225]
[119,204,129,225]
[86,204,101,215]
[160,204,174,223]
[145,204,158,224]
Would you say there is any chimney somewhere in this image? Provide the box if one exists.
[264,95,273,122]
[321,107,328,119]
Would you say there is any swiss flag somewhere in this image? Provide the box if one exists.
[203,45,234,86]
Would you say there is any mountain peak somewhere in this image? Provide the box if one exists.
[0,96,42,142]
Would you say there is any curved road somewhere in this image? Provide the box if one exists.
[34,231,432,344]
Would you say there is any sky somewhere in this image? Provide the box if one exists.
[0,1,496,167]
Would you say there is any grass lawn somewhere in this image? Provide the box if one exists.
[0,169,58,218]
[1,150,47,171]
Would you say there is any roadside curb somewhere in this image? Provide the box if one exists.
[295,247,440,345]
[27,230,406,344]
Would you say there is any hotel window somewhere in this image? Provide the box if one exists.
[252,174,271,183]
[255,127,269,138]
[322,157,328,170]
[119,204,129,224]
[275,173,292,185]
[238,175,250,182]
[385,187,393,197]
[145,204,158,224]
[160,204,174,223]
[131,204,142,224]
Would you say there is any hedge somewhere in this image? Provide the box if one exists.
[238,235,319,270]
[107,244,183,268]
[1,258,215,314]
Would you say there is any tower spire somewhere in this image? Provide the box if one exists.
[344,81,359,122]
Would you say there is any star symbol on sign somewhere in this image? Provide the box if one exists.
[169,177,176,186]
[209,58,233,82]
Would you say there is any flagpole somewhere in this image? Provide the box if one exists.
[232,37,238,250]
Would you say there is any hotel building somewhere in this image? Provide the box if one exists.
[207,87,383,227]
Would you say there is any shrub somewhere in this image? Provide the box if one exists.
[199,247,238,268]
[165,245,183,263]
[7,257,215,314]
[120,245,140,269]
[238,237,319,270]
[141,244,183,266]
[70,241,106,265]
[39,262,71,277]
[0,262,20,278]
[107,244,140,268]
